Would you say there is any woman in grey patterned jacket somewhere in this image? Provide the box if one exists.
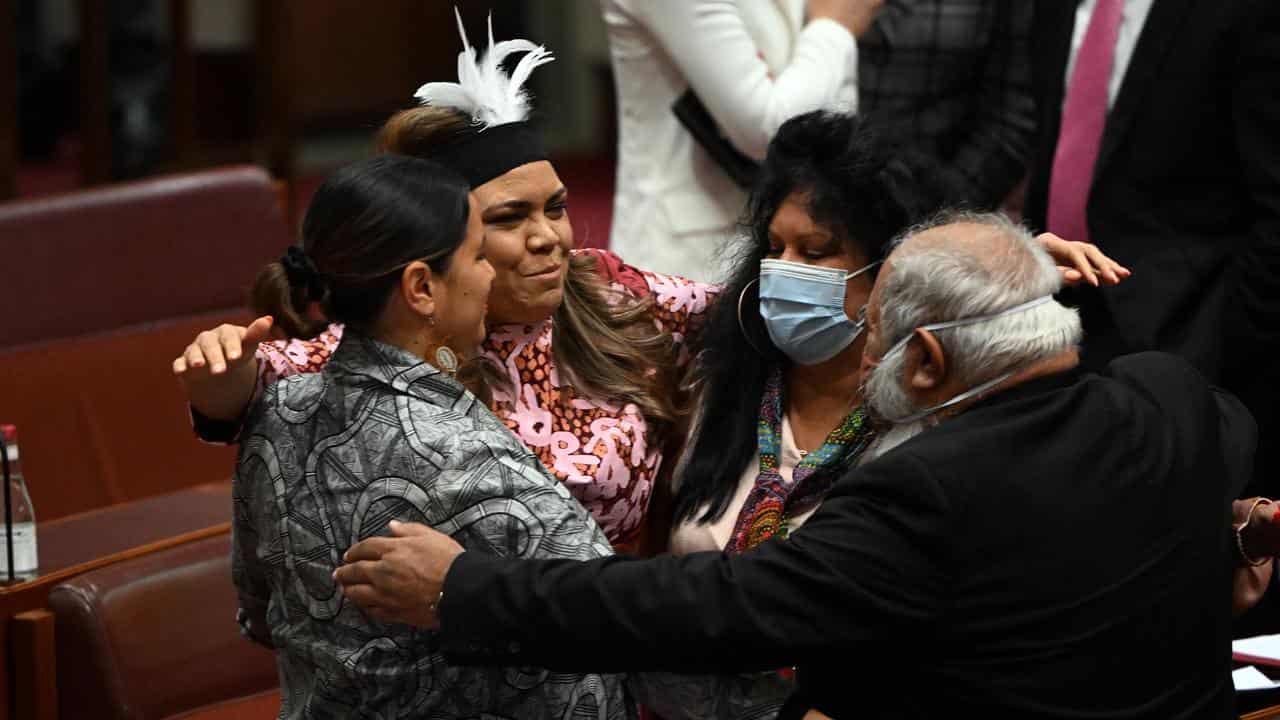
[232,155,629,719]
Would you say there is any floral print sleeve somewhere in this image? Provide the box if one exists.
[189,324,344,444]
[255,323,345,386]
[583,248,720,369]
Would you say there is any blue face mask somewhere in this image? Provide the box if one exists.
[756,258,880,365]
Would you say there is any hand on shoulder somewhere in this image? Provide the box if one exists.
[1035,233,1131,288]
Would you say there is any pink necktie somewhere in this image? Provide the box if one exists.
[1046,0,1124,244]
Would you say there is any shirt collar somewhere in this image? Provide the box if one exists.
[330,332,470,407]
[965,365,1084,414]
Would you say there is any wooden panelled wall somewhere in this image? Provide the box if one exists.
[0,1,496,201]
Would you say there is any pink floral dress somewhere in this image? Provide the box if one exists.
[254,249,715,549]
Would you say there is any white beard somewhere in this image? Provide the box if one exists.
[865,420,928,462]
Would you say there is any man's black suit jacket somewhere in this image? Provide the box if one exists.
[1025,0,1280,384]
[438,353,1255,719]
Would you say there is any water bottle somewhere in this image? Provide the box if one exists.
[1,424,38,580]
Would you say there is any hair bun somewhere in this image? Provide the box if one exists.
[280,246,327,301]
[377,106,471,158]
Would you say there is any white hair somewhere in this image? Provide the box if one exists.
[865,212,1083,421]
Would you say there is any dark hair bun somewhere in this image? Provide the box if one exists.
[377,106,473,159]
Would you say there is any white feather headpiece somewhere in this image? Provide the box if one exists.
[414,9,554,130]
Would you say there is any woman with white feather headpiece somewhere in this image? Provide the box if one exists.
[177,10,734,714]
[183,8,709,555]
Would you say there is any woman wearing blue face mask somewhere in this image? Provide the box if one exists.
[674,111,1128,558]
[672,110,936,558]
[650,112,1128,718]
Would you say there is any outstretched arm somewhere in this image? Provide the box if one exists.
[336,452,950,674]
[175,317,342,442]
[173,315,274,422]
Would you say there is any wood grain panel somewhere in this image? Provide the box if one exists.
[11,610,56,720]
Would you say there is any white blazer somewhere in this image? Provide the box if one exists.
[601,0,858,281]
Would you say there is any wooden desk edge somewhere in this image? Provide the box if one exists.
[0,522,230,720]
[0,522,231,615]
[1244,705,1280,720]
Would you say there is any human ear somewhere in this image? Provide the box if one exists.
[906,328,947,391]
[400,261,437,321]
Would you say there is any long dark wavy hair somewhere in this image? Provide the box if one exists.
[673,111,949,526]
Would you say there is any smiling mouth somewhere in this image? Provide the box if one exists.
[524,265,562,279]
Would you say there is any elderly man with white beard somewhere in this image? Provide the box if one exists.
[334,213,1256,720]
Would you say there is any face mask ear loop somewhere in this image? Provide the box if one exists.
[845,260,883,281]
[737,277,767,356]
[850,304,869,343]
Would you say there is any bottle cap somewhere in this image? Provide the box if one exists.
[0,425,16,463]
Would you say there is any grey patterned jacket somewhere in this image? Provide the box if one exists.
[232,333,631,719]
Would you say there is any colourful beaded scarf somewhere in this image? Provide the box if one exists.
[725,367,875,553]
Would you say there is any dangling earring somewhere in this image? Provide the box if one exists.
[434,345,459,374]
[427,314,436,327]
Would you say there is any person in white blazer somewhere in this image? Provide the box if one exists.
[600,0,882,282]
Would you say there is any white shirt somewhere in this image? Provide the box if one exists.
[670,413,819,554]
[1064,0,1156,108]
[600,0,858,282]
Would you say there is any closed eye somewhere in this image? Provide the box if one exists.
[545,189,569,218]
[483,200,531,226]
[487,213,524,227]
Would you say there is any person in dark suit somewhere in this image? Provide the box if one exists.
[1025,0,1280,499]
[334,213,1254,720]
